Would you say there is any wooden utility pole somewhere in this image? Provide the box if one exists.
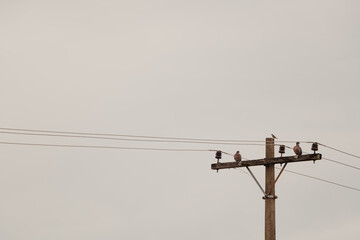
[265,138,275,240]
[211,138,322,240]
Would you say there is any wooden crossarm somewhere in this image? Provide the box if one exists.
[211,153,322,170]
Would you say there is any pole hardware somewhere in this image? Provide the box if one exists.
[263,195,278,199]
[311,142,319,154]
[279,145,285,157]
[246,166,266,196]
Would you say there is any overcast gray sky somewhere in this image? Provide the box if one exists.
[0,0,359,239]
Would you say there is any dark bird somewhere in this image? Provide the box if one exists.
[234,151,242,162]
[271,134,277,139]
[293,142,302,157]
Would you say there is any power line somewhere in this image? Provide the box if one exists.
[0,127,265,143]
[0,127,320,146]
[3,131,360,171]
[2,140,358,193]
[3,127,360,172]
[319,143,360,159]
[323,157,360,171]
[276,167,360,193]
[0,141,216,152]
[0,130,267,146]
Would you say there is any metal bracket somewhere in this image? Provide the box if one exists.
[264,163,288,196]
[274,163,287,184]
[246,166,266,196]
[262,195,278,199]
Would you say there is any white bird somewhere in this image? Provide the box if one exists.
[293,142,302,157]
[234,151,242,162]
[271,134,277,139]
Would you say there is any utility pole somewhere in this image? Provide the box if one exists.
[265,138,275,240]
[211,138,321,240]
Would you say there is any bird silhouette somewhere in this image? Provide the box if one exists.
[293,142,302,157]
[234,151,242,162]
[271,134,277,139]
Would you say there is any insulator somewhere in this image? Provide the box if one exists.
[279,145,285,154]
[215,151,222,160]
[311,142,318,153]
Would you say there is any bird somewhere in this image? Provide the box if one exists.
[293,142,302,157]
[234,151,242,162]
[271,134,277,139]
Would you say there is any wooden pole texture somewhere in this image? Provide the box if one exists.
[265,138,276,240]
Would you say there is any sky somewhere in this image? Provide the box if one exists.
[0,0,359,239]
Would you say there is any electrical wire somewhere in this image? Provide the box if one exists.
[219,151,234,156]
[0,127,265,143]
[323,157,360,171]
[319,143,360,159]
[0,141,216,152]
[275,167,360,192]
[3,127,360,171]
[0,130,267,146]
[0,128,315,145]
[6,133,359,171]
[0,127,318,146]
[1,138,359,193]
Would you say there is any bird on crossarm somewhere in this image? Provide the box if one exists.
[234,151,242,163]
[293,142,302,158]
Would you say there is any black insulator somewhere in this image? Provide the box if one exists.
[311,142,318,153]
[279,145,285,154]
[215,151,222,160]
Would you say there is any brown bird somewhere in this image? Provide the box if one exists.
[271,134,277,139]
[293,142,302,157]
[234,151,242,162]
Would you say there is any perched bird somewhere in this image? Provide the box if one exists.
[293,142,302,157]
[234,151,242,162]
[271,134,277,139]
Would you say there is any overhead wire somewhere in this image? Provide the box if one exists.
[0,130,359,193]
[275,167,360,193]
[318,143,360,159]
[322,157,360,171]
[0,130,267,146]
[3,127,360,160]
[0,141,216,152]
[0,127,324,147]
[2,127,360,172]
[2,129,359,171]
[0,127,265,143]
[0,128,322,145]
